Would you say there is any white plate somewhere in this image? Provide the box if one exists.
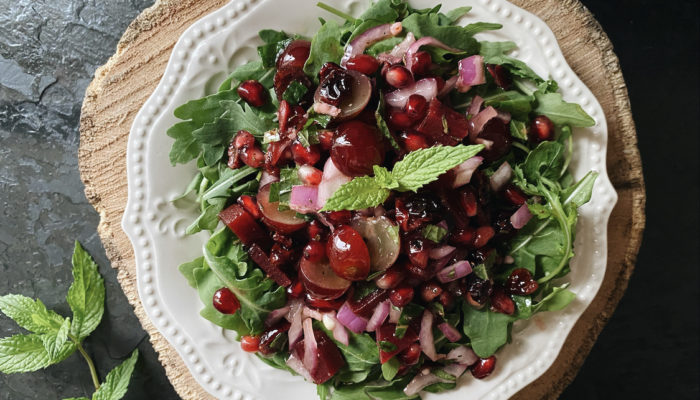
[122,0,617,398]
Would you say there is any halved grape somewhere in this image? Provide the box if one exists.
[314,70,372,121]
[257,183,308,234]
[351,216,400,272]
[299,257,351,300]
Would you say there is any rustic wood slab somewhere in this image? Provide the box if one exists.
[78,0,645,398]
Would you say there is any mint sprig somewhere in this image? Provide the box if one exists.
[0,242,139,400]
[321,144,484,211]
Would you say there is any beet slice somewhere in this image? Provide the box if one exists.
[415,99,469,145]
[219,204,270,248]
[259,321,291,355]
[293,329,346,384]
[376,323,419,364]
[347,289,388,318]
[248,244,292,287]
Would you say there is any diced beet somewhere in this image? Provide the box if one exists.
[293,329,346,384]
[248,244,292,287]
[219,204,270,247]
[415,99,469,145]
[348,289,388,318]
[259,321,291,355]
[376,323,419,364]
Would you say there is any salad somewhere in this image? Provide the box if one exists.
[168,1,598,398]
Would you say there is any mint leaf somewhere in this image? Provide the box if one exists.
[392,145,484,192]
[422,224,447,243]
[67,241,105,340]
[381,357,400,381]
[376,94,401,152]
[373,166,398,190]
[282,80,309,105]
[42,318,71,361]
[0,295,66,334]
[92,349,139,400]
[320,177,391,212]
[0,334,73,373]
[534,92,596,127]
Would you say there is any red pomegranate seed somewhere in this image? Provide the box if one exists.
[346,54,380,75]
[505,268,539,295]
[459,187,478,217]
[466,292,484,308]
[398,343,421,365]
[388,108,414,129]
[240,335,261,352]
[241,146,265,168]
[420,281,443,302]
[487,63,512,89]
[298,165,323,185]
[212,287,240,314]
[305,293,344,311]
[409,51,432,75]
[237,80,267,107]
[438,291,454,308]
[407,237,430,269]
[404,94,428,122]
[303,241,327,262]
[292,141,321,166]
[389,284,415,307]
[319,62,343,81]
[327,210,352,226]
[490,287,514,315]
[395,199,409,232]
[385,65,414,88]
[503,185,527,206]
[375,266,406,290]
[234,130,256,148]
[471,356,496,379]
[472,226,495,249]
[529,115,555,142]
[449,227,475,247]
[400,131,429,152]
[287,280,304,298]
[318,130,334,151]
[307,220,326,241]
[237,195,261,219]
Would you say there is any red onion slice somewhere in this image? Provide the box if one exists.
[341,22,403,66]
[260,171,279,187]
[317,158,352,209]
[366,300,391,332]
[405,37,461,72]
[468,106,498,142]
[451,156,484,189]
[510,203,533,229]
[456,55,486,92]
[288,301,304,349]
[446,345,478,366]
[326,312,349,346]
[438,75,458,97]
[302,306,324,321]
[489,161,513,192]
[389,305,401,324]
[442,362,468,378]
[377,32,416,65]
[467,95,484,117]
[438,322,462,342]
[265,305,290,327]
[437,261,472,283]
[404,371,443,396]
[290,185,320,214]
[385,78,438,109]
[302,317,318,372]
[429,245,456,260]
[336,302,369,333]
[419,310,438,361]
[286,352,313,382]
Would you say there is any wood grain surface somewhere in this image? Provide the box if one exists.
[78,0,645,398]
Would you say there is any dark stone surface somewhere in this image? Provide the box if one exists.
[0,0,697,400]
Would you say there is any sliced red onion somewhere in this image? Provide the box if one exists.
[432,251,456,271]
[475,138,494,150]
[290,185,319,214]
[405,37,461,72]
[443,362,468,378]
[326,312,349,346]
[317,158,352,209]
[377,32,416,65]
[341,22,403,66]
[437,261,472,283]
[286,351,313,382]
[336,302,369,333]
[511,203,533,229]
[265,305,290,327]
[438,322,462,342]
[404,371,442,396]
[451,156,483,189]
[419,310,438,361]
[456,55,485,93]
[302,317,318,372]
[313,101,341,117]
[496,109,511,123]
[260,171,279,187]
[446,345,478,366]
[504,255,515,264]
[302,306,324,321]
[429,245,456,260]
[288,301,304,349]
[315,212,335,232]
[468,106,498,142]
[467,95,484,117]
[489,161,513,192]
[389,305,402,324]
[438,75,458,97]
[366,300,391,332]
[385,78,438,109]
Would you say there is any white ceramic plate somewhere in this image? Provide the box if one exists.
[122,0,617,398]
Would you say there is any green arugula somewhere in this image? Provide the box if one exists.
[0,242,139,400]
[534,91,596,127]
[479,41,544,83]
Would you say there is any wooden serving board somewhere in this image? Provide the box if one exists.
[78,0,645,398]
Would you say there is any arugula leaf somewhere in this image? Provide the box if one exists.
[442,6,472,24]
[561,170,598,207]
[401,13,496,54]
[304,20,347,81]
[509,119,528,141]
[185,198,226,235]
[522,141,566,183]
[67,241,105,340]
[358,0,401,23]
[321,176,391,212]
[534,284,576,312]
[166,121,203,165]
[0,334,72,373]
[482,90,534,119]
[480,41,543,82]
[0,295,67,335]
[461,302,513,357]
[534,91,596,127]
[392,144,484,191]
[92,349,139,400]
[173,89,239,123]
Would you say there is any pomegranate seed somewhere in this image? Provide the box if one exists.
[438,291,454,308]
[471,356,496,379]
[400,131,429,152]
[240,335,260,352]
[212,287,240,314]
[395,199,409,232]
[327,210,352,226]
[490,286,515,315]
[305,293,344,310]
[291,141,321,166]
[405,94,428,122]
[389,284,415,307]
[307,220,327,241]
[487,64,512,89]
[237,80,267,107]
[385,65,414,88]
[318,130,334,151]
[237,195,261,219]
[398,343,421,365]
[409,51,432,75]
[375,266,406,290]
[346,54,380,75]
[459,187,478,217]
[234,130,256,148]
[303,241,327,262]
[466,276,493,306]
[466,292,484,308]
[407,237,430,269]
[287,280,304,298]
[505,268,539,295]
[388,109,414,129]
[259,320,291,355]
[449,227,475,247]
[241,146,265,168]
[529,115,555,142]
[272,231,293,247]
[472,226,495,248]
[420,281,443,302]
[503,185,527,206]
[298,165,323,185]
